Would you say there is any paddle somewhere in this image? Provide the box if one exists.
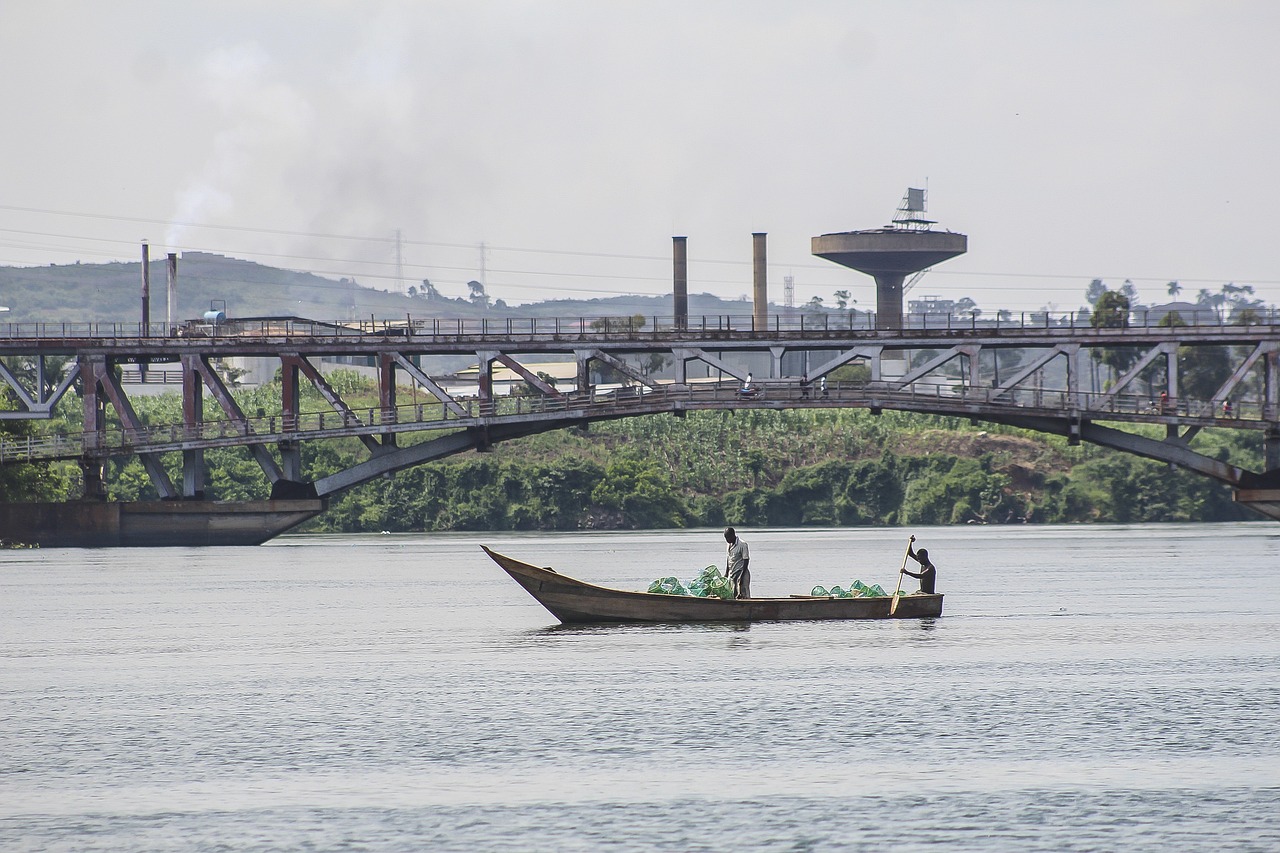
[889,536,913,616]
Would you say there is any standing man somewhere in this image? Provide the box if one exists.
[901,535,937,594]
[724,527,751,599]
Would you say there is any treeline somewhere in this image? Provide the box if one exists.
[6,372,1254,530]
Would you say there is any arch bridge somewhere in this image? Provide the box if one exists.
[2,311,1280,543]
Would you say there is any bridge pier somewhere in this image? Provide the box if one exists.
[0,499,325,547]
[78,459,107,500]
[182,354,205,498]
[378,353,398,449]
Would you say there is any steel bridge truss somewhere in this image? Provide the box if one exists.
[2,322,1279,520]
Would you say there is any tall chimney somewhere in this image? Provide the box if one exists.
[672,236,688,329]
[141,241,150,336]
[167,253,178,329]
[752,232,767,331]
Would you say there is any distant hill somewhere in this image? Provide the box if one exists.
[0,252,767,325]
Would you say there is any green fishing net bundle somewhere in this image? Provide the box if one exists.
[648,565,734,599]
[810,579,888,598]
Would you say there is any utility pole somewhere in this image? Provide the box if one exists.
[478,241,487,286]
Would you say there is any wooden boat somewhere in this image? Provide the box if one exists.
[482,546,944,624]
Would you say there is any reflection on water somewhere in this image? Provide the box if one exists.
[2,523,1278,851]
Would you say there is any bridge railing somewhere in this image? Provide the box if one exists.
[4,308,1279,341]
[0,378,1268,465]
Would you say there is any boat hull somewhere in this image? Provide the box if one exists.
[482,546,944,624]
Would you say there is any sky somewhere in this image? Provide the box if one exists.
[1,0,1277,314]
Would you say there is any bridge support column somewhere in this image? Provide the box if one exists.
[1266,347,1280,422]
[1266,427,1280,473]
[69,357,104,499]
[279,355,305,476]
[181,355,205,499]
[574,350,592,395]
[379,353,398,448]
[79,460,107,500]
[80,356,106,495]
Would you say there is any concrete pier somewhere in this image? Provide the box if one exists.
[0,499,326,548]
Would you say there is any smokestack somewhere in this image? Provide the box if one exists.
[167,253,178,329]
[752,232,767,331]
[673,236,688,329]
[141,241,150,336]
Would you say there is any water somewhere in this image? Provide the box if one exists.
[2,524,1278,851]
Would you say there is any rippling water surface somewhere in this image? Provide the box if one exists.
[2,524,1278,851]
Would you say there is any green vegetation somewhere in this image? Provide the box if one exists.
[5,368,1258,530]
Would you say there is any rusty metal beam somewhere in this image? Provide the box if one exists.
[188,356,283,483]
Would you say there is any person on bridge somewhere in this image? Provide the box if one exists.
[724,527,751,599]
[820,375,829,399]
[901,535,937,594]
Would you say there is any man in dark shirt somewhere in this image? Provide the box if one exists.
[901,535,937,594]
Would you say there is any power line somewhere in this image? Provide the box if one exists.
[2,206,1278,292]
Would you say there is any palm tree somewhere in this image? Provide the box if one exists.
[1167,281,1182,299]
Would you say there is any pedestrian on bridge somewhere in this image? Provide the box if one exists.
[820,375,829,399]
[724,527,751,599]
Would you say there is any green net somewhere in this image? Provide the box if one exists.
[647,565,733,599]
[809,579,890,597]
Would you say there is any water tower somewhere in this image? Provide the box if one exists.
[812,188,967,330]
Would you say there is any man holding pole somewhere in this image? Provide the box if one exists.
[900,535,937,594]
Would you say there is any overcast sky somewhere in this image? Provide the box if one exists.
[1,1,1276,313]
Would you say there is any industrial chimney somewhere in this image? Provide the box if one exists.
[167,253,178,330]
[752,232,767,331]
[673,236,688,329]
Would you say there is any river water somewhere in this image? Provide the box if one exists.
[2,523,1278,851]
